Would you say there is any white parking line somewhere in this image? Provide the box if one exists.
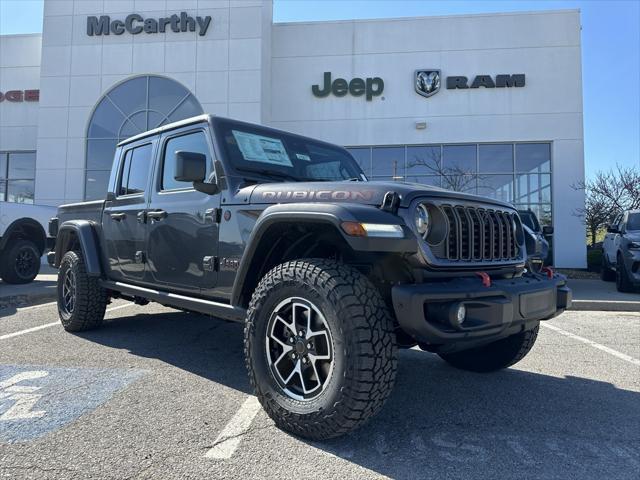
[205,396,262,460]
[542,323,640,366]
[0,303,134,341]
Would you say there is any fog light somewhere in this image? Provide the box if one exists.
[450,303,466,328]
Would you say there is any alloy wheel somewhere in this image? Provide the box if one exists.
[265,297,334,401]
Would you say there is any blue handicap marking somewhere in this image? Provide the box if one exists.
[0,365,144,443]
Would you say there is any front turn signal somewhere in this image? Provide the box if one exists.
[341,222,404,238]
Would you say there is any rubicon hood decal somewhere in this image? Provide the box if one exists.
[261,189,376,202]
[245,181,514,210]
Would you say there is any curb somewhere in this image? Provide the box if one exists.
[568,300,640,313]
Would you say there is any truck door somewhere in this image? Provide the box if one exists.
[145,127,219,293]
[102,140,156,282]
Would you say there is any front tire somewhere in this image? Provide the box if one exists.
[57,250,108,332]
[245,259,397,440]
[438,325,539,373]
[0,239,41,284]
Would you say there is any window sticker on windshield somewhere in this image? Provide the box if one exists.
[232,130,293,167]
[296,153,311,161]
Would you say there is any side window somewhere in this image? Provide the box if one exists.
[118,143,153,196]
[161,131,212,191]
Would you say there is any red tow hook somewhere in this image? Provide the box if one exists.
[541,266,555,279]
[474,271,492,288]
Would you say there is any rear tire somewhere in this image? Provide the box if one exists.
[616,253,635,293]
[438,325,539,373]
[601,254,616,282]
[245,259,397,440]
[57,250,108,332]
[0,239,41,284]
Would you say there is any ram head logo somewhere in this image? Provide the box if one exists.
[415,69,441,98]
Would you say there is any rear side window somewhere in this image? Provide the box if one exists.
[119,143,153,196]
[161,131,212,191]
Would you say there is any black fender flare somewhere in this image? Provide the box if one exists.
[230,202,416,306]
[53,220,103,276]
[0,218,47,254]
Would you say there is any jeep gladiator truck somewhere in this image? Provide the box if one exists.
[48,115,571,439]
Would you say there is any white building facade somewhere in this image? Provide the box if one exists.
[0,1,585,267]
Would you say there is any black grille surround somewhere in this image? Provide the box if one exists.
[411,199,525,269]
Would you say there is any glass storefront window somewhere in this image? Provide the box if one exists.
[346,141,552,226]
[479,144,513,173]
[0,152,36,204]
[516,143,551,173]
[85,75,203,200]
[406,145,441,178]
[443,145,476,173]
[478,174,515,202]
[517,173,551,203]
[372,147,405,179]
[347,147,371,176]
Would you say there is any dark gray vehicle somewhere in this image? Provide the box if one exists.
[602,210,640,292]
[48,115,571,439]
[518,209,553,273]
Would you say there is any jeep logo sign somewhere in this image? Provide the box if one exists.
[87,12,212,36]
[312,72,384,101]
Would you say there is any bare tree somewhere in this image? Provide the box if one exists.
[407,149,485,193]
[573,165,640,245]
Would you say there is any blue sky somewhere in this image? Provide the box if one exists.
[1,0,639,178]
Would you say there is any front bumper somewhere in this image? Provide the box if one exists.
[392,273,571,352]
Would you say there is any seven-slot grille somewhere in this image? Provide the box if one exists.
[436,205,519,262]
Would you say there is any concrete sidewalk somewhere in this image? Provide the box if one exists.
[566,279,640,312]
[0,265,57,315]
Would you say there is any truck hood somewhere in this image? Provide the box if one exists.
[242,180,514,209]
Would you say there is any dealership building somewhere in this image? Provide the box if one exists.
[0,1,585,267]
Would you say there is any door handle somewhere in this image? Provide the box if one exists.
[147,210,167,221]
[110,212,126,221]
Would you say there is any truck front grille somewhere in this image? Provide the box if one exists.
[436,205,519,262]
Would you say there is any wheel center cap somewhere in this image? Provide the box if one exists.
[294,339,307,355]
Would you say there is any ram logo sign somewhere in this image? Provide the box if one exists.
[415,70,441,98]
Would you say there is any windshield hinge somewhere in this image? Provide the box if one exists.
[380,191,401,214]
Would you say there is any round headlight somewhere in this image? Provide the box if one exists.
[414,203,430,237]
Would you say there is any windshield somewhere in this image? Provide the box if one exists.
[627,213,640,231]
[216,119,365,182]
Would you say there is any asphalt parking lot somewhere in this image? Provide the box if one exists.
[1,302,639,479]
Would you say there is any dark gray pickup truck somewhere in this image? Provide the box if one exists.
[48,114,571,439]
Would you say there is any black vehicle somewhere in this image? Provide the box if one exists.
[48,115,571,440]
[517,209,553,273]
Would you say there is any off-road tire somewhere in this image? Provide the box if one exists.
[601,254,616,282]
[57,250,108,332]
[244,259,397,440]
[0,239,41,284]
[616,253,635,293]
[438,325,539,373]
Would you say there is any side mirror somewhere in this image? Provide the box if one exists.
[607,225,620,234]
[542,225,554,235]
[175,151,219,195]
[175,151,206,182]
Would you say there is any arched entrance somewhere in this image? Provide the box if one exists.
[84,75,203,200]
